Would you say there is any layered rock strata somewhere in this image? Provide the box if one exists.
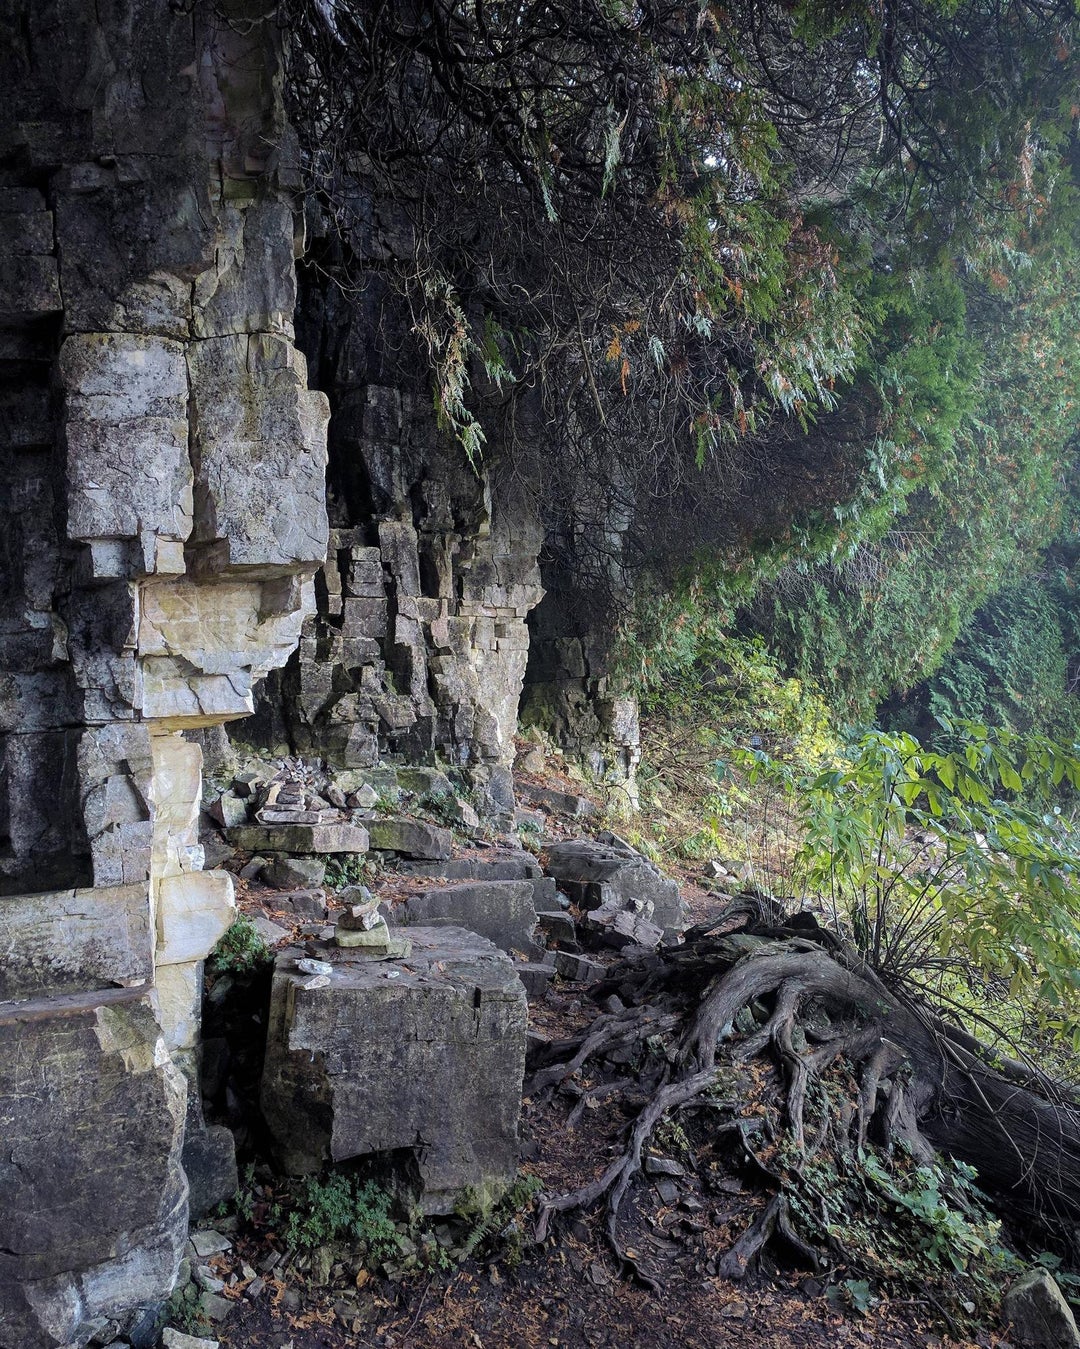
[0,1,327,1341]
[233,214,546,825]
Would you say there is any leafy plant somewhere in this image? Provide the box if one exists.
[452,1174,543,1266]
[324,854,374,889]
[276,1173,399,1265]
[826,1278,877,1316]
[744,722,1080,1029]
[207,914,271,977]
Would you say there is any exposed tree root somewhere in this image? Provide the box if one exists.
[532,909,1080,1283]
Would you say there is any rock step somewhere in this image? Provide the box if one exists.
[394,880,538,956]
[228,822,370,854]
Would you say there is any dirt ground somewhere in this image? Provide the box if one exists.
[194,789,1018,1349]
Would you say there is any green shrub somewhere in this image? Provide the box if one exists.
[277,1174,398,1264]
[207,914,271,976]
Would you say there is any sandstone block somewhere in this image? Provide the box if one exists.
[261,929,526,1212]
[367,817,452,860]
[396,880,538,955]
[228,822,370,854]
[156,871,236,967]
[138,578,314,725]
[154,961,203,1051]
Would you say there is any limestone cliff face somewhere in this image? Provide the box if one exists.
[238,223,547,822]
[0,2,631,1340]
[0,1,327,1342]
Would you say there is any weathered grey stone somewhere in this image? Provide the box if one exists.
[584,899,664,951]
[0,883,152,1001]
[1003,1270,1080,1348]
[516,782,597,819]
[187,334,329,576]
[228,822,369,854]
[536,909,577,946]
[188,1231,232,1259]
[276,888,329,919]
[555,951,605,982]
[182,1127,238,1223]
[545,838,687,939]
[162,1327,220,1349]
[209,790,249,829]
[261,929,526,1212]
[249,915,291,947]
[517,963,557,1000]
[395,880,538,955]
[61,333,192,570]
[367,817,452,860]
[0,990,188,1349]
[261,855,327,889]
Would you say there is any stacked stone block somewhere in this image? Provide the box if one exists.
[0,1,329,1341]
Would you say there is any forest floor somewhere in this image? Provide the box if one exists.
[190,874,1016,1349]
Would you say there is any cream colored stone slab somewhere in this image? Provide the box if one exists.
[0,883,152,1001]
[137,578,314,724]
[153,961,202,1050]
[156,870,235,967]
[150,733,202,879]
[141,659,256,723]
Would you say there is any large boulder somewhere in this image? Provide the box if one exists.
[0,990,188,1349]
[394,880,538,956]
[261,929,526,1213]
[544,834,687,939]
[1003,1269,1080,1348]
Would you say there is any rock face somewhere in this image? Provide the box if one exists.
[0,992,188,1347]
[261,930,527,1213]
[0,0,328,1339]
[229,195,546,824]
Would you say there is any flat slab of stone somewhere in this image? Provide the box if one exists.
[395,880,538,955]
[0,883,152,1001]
[366,817,452,860]
[545,836,687,939]
[228,822,369,854]
[261,928,526,1213]
[0,990,187,1348]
